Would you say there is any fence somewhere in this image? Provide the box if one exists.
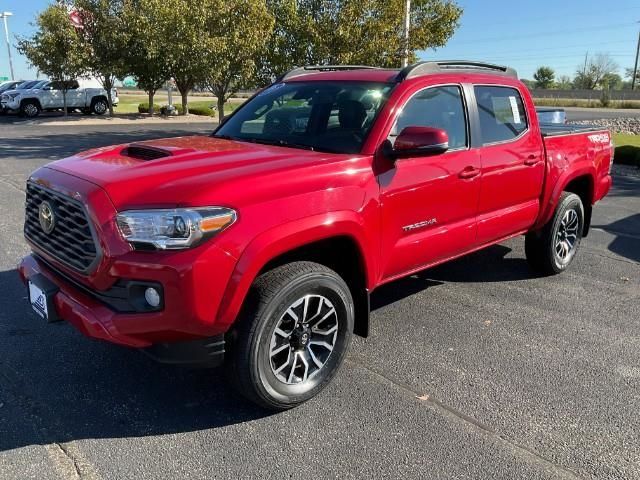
[530,89,640,100]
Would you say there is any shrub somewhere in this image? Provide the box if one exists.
[614,145,640,167]
[599,89,611,108]
[138,103,161,114]
[188,106,214,116]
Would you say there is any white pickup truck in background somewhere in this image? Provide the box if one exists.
[0,78,118,117]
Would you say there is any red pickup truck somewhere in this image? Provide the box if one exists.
[19,61,613,409]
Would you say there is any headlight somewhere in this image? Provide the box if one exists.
[116,207,236,250]
[6,92,20,100]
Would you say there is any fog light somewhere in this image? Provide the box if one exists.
[144,287,161,308]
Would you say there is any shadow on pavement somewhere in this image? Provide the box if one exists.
[0,268,272,453]
[592,213,640,263]
[0,243,540,452]
[0,127,213,160]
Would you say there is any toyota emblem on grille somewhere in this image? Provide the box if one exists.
[38,201,56,234]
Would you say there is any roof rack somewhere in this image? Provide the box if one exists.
[396,61,518,81]
[278,65,379,82]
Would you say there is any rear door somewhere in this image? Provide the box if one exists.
[378,84,481,280]
[473,85,544,244]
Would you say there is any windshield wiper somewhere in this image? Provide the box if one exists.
[212,134,240,141]
[245,138,316,151]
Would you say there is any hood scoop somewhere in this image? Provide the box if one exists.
[121,144,173,161]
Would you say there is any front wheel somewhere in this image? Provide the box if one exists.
[20,101,41,118]
[526,192,584,275]
[228,261,354,410]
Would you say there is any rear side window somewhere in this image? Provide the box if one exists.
[474,86,527,144]
[391,85,468,149]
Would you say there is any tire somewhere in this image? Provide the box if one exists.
[228,261,354,410]
[20,100,41,118]
[525,192,584,275]
[91,97,108,115]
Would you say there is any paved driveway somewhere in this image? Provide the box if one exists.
[0,124,639,479]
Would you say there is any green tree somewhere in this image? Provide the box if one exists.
[73,0,131,116]
[574,53,619,90]
[533,66,555,89]
[556,75,572,90]
[154,0,211,115]
[261,0,462,78]
[203,0,275,122]
[16,5,85,116]
[123,0,171,115]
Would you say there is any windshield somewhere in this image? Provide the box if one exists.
[17,81,38,89]
[214,81,393,154]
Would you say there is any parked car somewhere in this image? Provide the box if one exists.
[0,78,119,117]
[0,80,36,113]
[0,80,24,93]
[18,61,613,410]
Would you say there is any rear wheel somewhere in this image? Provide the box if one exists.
[526,192,584,275]
[20,101,41,118]
[91,97,108,115]
[228,261,354,410]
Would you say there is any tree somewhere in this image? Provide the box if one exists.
[123,0,171,115]
[16,5,85,116]
[601,72,623,90]
[533,66,555,89]
[72,0,130,116]
[624,67,639,87]
[203,0,275,122]
[261,0,463,79]
[153,0,211,115]
[556,75,573,90]
[573,53,619,90]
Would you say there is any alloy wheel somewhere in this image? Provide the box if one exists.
[269,294,339,385]
[555,208,580,262]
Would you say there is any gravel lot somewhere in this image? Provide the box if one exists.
[0,123,639,479]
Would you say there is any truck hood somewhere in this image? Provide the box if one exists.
[46,135,349,209]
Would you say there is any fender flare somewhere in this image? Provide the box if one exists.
[535,165,595,230]
[215,211,376,332]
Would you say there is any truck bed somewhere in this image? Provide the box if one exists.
[540,124,604,137]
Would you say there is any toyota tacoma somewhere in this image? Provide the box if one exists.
[18,61,613,409]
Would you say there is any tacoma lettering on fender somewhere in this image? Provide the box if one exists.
[18,61,613,409]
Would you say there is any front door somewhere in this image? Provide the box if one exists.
[378,85,481,280]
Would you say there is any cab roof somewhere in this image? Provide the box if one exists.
[280,61,519,84]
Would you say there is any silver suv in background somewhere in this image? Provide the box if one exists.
[0,78,119,117]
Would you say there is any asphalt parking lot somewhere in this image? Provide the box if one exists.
[1,122,639,480]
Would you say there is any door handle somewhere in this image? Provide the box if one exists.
[524,155,541,166]
[459,166,481,179]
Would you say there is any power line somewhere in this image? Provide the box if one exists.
[450,22,638,45]
[460,6,640,28]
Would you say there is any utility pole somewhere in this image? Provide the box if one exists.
[402,0,410,68]
[632,24,640,90]
[0,12,14,81]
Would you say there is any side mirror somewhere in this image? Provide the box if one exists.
[391,126,449,158]
[43,86,52,91]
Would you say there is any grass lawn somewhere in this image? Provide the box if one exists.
[613,134,640,147]
[115,94,243,116]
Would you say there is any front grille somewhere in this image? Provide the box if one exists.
[24,183,99,273]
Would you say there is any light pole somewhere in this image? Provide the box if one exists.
[402,0,411,68]
[632,23,640,90]
[0,12,15,81]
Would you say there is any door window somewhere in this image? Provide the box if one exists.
[474,86,528,144]
[390,86,468,149]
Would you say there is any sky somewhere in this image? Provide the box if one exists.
[0,0,639,82]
